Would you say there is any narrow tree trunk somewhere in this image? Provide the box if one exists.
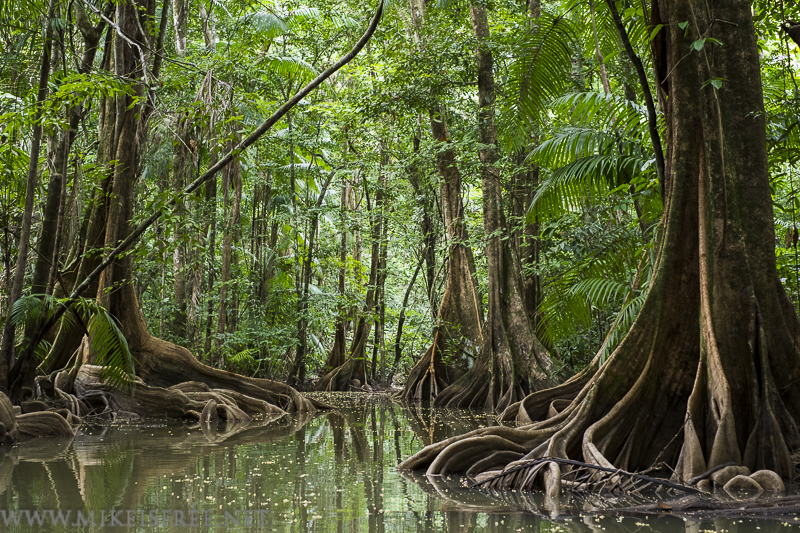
[315,172,385,391]
[432,4,556,412]
[406,126,437,314]
[0,0,56,391]
[215,132,240,354]
[199,0,218,50]
[320,183,350,375]
[289,171,336,387]
[172,121,189,340]
[172,0,188,56]
[203,173,217,357]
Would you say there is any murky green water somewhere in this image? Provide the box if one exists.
[0,393,796,532]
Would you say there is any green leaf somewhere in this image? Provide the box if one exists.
[691,38,705,51]
[648,24,664,41]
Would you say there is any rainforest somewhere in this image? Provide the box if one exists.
[1,0,800,530]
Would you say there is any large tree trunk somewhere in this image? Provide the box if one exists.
[400,0,484,402]
[427,4,555,413]
[400,0,800,491]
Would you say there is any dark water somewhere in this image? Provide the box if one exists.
[0,393,796,532]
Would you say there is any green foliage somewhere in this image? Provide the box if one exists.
[10,295,136,389]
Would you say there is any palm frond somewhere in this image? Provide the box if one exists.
[73,299,136,389]
[537,232,644,350]
[9,294,54,331]
[498,11,578,150]
[260,56,319,84]
[528,154,650,221]
[549,91,648,137]
[240,11,290,39]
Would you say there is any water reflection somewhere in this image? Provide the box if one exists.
[0,397,793,532]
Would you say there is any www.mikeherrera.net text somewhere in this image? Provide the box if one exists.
[1,509,271,527]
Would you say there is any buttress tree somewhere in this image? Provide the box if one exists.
[4,0,383,411]
[404,1,557,411]
[400,0,800,489]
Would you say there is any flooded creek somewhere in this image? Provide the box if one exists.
[0,393,796,532]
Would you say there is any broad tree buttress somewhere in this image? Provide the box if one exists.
[400,0,800,488]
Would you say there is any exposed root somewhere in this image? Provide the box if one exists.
[314,355,367,392]
[471,457,701,494]
[397,332,449,403]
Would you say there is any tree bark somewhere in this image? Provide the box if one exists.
[0,0,56,392]
[172,0,188,56]
[430,4,556,412]
[320,183,350,375]
[400,0,484,402]
[315,171,386,391]
[400,0,800,490]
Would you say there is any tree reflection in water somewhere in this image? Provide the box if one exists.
[0,396,788,532]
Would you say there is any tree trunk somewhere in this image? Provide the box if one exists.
[0,0,56,392]
[216,130,242,354]
[400,0,800,490]
[33,0,323,413]
[315,172,386,391]
[400,0,484,402]
[171,120,189,340]
[172,0,188,56]
[406,126,437,314]
[428,4,556,412]
[288,171,336,387]
[320,183,350,375]
[40,19,117,375]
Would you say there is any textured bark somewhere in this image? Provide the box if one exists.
[400,0,800,491]
[400,0,484,401]
[172,0,188,56]
[430,4,555,412]
[0,0,56,391]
